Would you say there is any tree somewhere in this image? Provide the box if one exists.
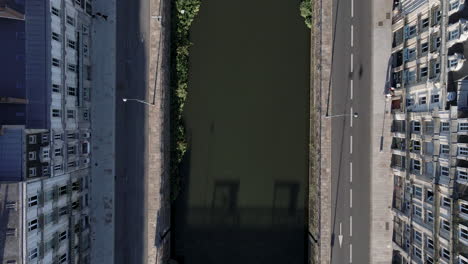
[299,0,313,29]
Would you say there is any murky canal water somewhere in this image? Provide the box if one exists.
[172,0,310,263]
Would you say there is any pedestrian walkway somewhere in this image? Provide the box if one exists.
[147,0,171,262]
[369,0,394,262]
[89,1,116,264]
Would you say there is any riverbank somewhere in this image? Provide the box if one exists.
[309,0,333,262]
[170,0,201,200]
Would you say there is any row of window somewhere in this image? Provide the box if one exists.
[410,121,468,133]
[51,6,76,26]
[53,57,78,72]
[406,94,440,107]
[28,133,50,145]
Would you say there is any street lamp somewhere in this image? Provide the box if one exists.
[122,98,154,106]
[325,112,359,118]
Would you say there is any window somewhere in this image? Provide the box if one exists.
[442,122,450,132]
[420,66,428,78]
[28,151,36,161]
[52,58,60,67]
[419,96,427,105]
[54,133,62,140]
[42,166,50,176]
[407,98,415,106]
[52,109,61,117]
[461,202,468,215]
[28,135,37,144]
[413,121,421,132]
[460,147,468,156]
[460,255,468,264]
[441,196,451,208]
[67,132,76,139]
[42,149,49,159]
[406,25,417,38]
[459,170,468,181]
[413,204,423,218]
[28,219,38,231]
[59,253,67,264]
[67,63,76,72]
[441,218,451,232]
[412,159,421,172]
[68,145,76,155]
[435,62,441,74]
[413,186,422,199]
[59,185,67,196]
[421,42,429,53]
[426,210,434,223]
[52,84,61,93]
[67,39,76,49]
[66,15,75,26]
[28,248,38,260]
[68,86,76,96]
[68,161,76,168]
[413,141,421,151]
[28,167,36,177]
[449,29,460,41]
[54,148,62,157]
[52,32,60,41]
[426,255,434,264]
[54,164,62,171]
[83,44,89,56]
[426,237,434,250]
[421,18,429,29]
[67,109,75,119]
[441,166,450,177]
[51,6,60,16]
[41,133,49,143]
[83,109,90,121]
[414,246,422,259]
[426,189,434,202]
[28,195,38,207]
[460,225,468,240]
[414,230,422,243]
[441,144,450,155]
[450,0,460,10]
[431,94,439,103]
[441,247,451,261]
[59,206,68,216]
[59,230,67,241]
[460,123,468,131]
[450,59,458,68]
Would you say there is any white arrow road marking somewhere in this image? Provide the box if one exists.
[339,222,343,248]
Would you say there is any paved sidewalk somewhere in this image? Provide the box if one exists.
[369,0,394,262]
[147,0,171,263]
[89,1,116,264]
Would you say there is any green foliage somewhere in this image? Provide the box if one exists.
[299,0,313,29]
[170,0,201,201]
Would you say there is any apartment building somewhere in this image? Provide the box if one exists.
[0,0,93,263]
[390,0,468,263]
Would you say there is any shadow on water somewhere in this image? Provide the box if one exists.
[170,0,310,263]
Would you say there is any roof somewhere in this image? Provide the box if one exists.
[0,128,23,181]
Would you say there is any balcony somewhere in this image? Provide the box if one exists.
[392,154,407,171]
[392,120,406,133]
[392,137,407,151]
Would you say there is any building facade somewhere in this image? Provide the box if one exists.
[0,1,93,263]
[391,0,468,263]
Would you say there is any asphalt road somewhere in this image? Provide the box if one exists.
[114,0,150,263]
[330,0,372,262]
